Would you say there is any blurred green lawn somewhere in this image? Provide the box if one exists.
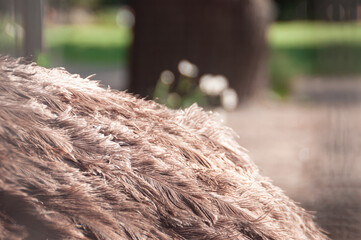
[269,22,361,47]
[43,18,361,96]
[269,22,361,97]
[43,8,132,66]
[45,24,132,65]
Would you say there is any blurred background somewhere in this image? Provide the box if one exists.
[1,0,361,238]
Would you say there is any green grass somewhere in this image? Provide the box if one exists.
[45,24,132,64]
[269,22,361,48]
[268,21,361,97]
[43,8,132,66]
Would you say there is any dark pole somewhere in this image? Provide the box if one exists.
[15,0,43,59]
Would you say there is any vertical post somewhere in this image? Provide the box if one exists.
[15,0,43,59]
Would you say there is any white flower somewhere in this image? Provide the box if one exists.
[199,74,228,96]
[116,7,135,28]
[221,88,238,110]
[160,70,175,85]
[178,60,199,78]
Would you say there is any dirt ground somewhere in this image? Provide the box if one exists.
[226,78,361,239]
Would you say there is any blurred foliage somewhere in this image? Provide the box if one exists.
[42,9,132,65]
[153,75,207,109]
[0,28,15,54]
[36,52,51,68]
[68,0,101,8]
[269,22,361,47]
[94,8,121,25]
[273,0,310,21]
[47,0,128,10]
[0,11,19,56]
[269,22,361,97]
[44,25,131,64]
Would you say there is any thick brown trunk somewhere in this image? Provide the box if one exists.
[129,0,271,101]
[14,0,43,59]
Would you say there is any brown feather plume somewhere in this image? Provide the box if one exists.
[0,57,327,239]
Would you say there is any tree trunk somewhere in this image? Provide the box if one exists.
[14,0,43,59]
[129,0,272,101]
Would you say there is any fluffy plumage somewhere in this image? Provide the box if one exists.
[0,57,327,239]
